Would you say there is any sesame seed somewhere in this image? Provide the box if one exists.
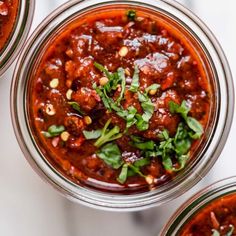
[99,77,109,86]
[119,46,129,57]
[66,89,73,100]
[61,131,70,142]
[49,78,59,89]
[45,104,56,116]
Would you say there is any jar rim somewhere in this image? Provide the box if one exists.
[0,0,35,76]
[11,0,234,211]
[160,176,236,235]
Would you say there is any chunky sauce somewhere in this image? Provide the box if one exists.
[179,193,236,236]
[0,0,19,51]
[29,9,213,193]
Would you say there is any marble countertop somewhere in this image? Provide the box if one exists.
[0,0,235,235]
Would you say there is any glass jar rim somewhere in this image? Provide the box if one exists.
[0,0,35,76]
[160,176,236,235]
[11,0,234,211]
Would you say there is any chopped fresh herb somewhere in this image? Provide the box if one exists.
[187,117,204,139]
[117,157,150,184]
[93,83,112,110]
[137,91,155,130]
[212,230,220,236]
[116,68,126,105]
[42,125,65,138]
[94,62,113,80]
[169,100,189,119]
[145,84,161,94]
[226,225,235,236]
[169,100,203,139]
[174,123,192,156]
[97,142,123,169]
[117,163,129,184]
[94,119,123,147]
[83,129,102,140]
[129,64,140,92]
[133,157,151,168]
[131,135,155,150]
[135,114,149,131]
[131,121,197,172]
[212,224,234,236]
[126,106,137,128]
[68,101,85,115]
[126,9,136,21]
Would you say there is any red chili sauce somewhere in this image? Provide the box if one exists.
[29,9,213,193]
[179,194,236,236]
[0,0,19,51]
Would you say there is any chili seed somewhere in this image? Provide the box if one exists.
[66,89,73,100]
[149,89,157,96]
[99,77,109,86]
[45,104,56,116]
[49,78,59,88]
[84,116,92,125]
[119,46,129,57]
[125,68,131,76]
[145,175,155,185]
[61,131,70,142]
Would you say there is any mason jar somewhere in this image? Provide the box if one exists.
[161,176,236,235]
[0,0,35,76]
[11,0,234,211]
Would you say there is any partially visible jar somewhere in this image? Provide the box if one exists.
[11,0,234,211]
[161,177,236,235]
[0,0,35,76]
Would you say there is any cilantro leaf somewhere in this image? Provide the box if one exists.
[129,64,140,92]
[68,101,85,115]
[126,9,136,21]
[42,125,65,138]
[117,163,129,184]
[94,119,123,147]
[97,142,123,169]
[131,135,155,150]
[83,130,102,140]
[94,62,113,80]
[116,68,126,105]
[169,100,203,139]
[186,117,204,139]
[145,84,161,94]
[212,230,220,236]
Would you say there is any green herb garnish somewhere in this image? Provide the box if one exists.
[94,119,123,148]
[117,163,129,184]
[212,224,234,236]
[97,142,123,169]
[212,230,220,236]
[42,125,65,138]
[83,130,102,140]
[126,9,136,21]
[68,101,85,115]
[117,157,150,184]
[169,100,203,139]
[94,62,160,131]
[145,84,161,93]
[136,88,156,131]
[116,68,126,105]
[129,64,140,92]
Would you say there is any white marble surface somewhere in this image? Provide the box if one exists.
[0,0,235,235]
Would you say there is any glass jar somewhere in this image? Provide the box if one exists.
[0,0,35,76]
[161,176,236,235]
[11,0,234,211]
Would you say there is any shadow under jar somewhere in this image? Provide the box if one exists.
[161,177,236,236]
[0,0,34,76]
[11,0,234,211]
